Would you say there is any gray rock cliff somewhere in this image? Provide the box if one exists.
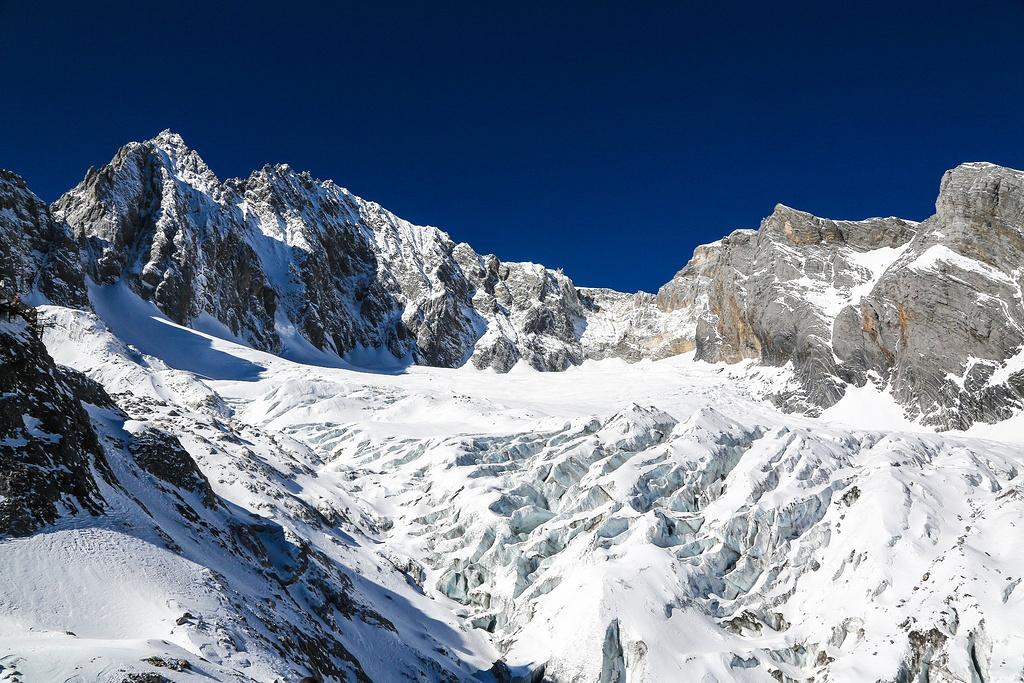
[833,162,1024,428]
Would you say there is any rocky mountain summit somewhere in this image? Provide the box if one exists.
[50,131,685,373]
[4,132,1024,427]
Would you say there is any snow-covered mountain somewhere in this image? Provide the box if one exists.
[2,135,1023,682]
[28,132,1024,426]
[50,131,692,374]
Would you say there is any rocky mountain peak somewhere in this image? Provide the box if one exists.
[150,128,191,156]
[147,130,222,195]
[0,167,30,192]
[52,133,281,347]
[933,161,1024,269]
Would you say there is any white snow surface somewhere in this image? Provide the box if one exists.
[4,290,1024,682]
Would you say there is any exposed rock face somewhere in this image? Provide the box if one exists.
[654,163,1024,427]
[0,316,111,536]
[52,132,281,350]
[0,170,87,307]
[579,288,697,361]
[128,426,220,509]
[655,240,721,320]
[234,163,445,363]
[469,260,588,371]
[688,207,919,413]
[0,309,222,538]
[834,162,1024,428]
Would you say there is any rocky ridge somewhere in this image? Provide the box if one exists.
[2,133,1023,431]
[51,131,690,374]
[654,162,1024,427]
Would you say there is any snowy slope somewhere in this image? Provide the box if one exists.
[0,301,500,683]
[2,282,1019,682]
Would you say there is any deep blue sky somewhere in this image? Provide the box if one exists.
[2,2,1023,292]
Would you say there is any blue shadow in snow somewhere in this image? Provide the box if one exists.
[89,282,264,382]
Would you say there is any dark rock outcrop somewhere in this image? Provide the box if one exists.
[129,426,220,509]
[0,170,87,307]
[0,317,112,536]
